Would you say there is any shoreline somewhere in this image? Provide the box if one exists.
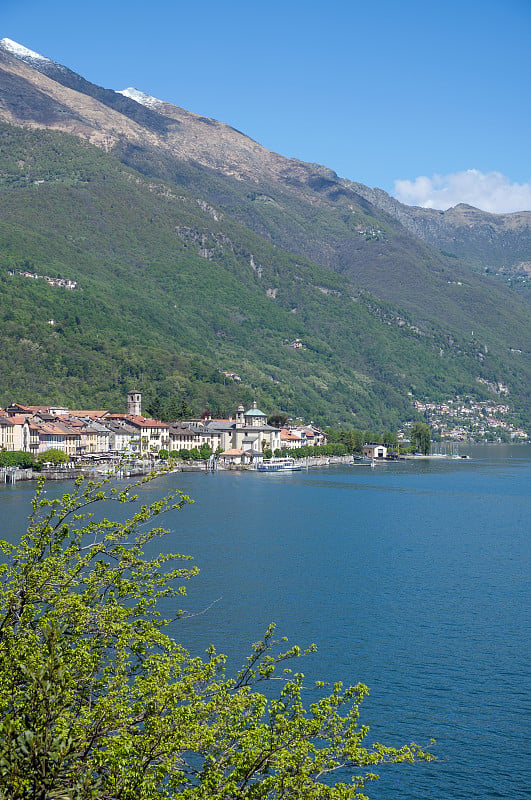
[3,441,528,485]
[0,452,468,484]
[8,443,530,484]
[1,454,357,483]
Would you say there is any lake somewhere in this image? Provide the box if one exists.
[1,444,530,799]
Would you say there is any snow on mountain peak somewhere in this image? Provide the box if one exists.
[118,88,163,109]
[0,38,52,65]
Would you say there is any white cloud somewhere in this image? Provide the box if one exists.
[393,169,531,213]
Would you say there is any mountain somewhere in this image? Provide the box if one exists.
[346,182,531,288]
[0,39,529,430]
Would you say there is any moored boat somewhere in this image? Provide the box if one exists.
[256,458,302,472]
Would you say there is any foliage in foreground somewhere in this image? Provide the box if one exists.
[0,472,433,799]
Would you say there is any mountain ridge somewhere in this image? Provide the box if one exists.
[346,181,531,279]
[3,36,529,284]
[0,39,529,429]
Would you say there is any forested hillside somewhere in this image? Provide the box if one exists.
[0,38,529,431]
[2,125,528,429]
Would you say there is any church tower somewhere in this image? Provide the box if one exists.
[127,390,142,416]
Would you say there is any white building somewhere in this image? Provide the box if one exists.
[169,402,281,460]
[363,443,387,459]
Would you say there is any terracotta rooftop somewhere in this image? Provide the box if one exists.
[281,429,301,440]
[8,415,28,425]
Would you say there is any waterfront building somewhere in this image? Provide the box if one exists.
[106,414,169,455]
[103,421,140,454]
[363,443,388,459]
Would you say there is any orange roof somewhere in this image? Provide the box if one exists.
[281,429,300,440]
[106,415,164,429]
[58,417,89,430]
[129,416,169,428]
[106,414,168,428]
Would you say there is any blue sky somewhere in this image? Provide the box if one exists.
[2,0,530,211]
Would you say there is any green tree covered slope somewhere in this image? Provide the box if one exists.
[0,124,528,429]
[0,40,529,429]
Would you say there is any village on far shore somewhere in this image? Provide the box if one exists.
[2,388,528,482]
[1,390,342,470]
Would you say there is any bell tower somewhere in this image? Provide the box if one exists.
[127,390,142,416]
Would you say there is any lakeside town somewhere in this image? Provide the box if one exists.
[0,391,331,473]
[1,389,527,481]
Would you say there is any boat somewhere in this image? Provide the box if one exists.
[256,458,302,472]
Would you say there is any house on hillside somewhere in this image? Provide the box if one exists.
[280,428,303,448]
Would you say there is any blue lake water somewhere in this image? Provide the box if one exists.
[1,444,530,799]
